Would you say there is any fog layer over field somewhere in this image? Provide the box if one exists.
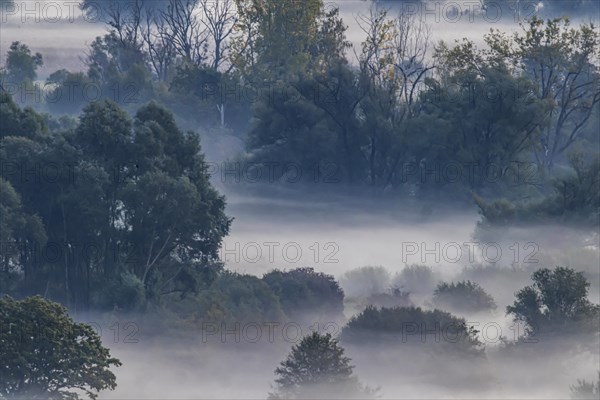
[85,187,599,399]
[1,1,599,399]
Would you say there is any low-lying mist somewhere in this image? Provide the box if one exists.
[76,187,599,399]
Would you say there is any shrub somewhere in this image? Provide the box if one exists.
[342,306,483,355]
[90,271,146,312]
[339,266,390,299]
[433,280,497,313]
[263,268,344,323]
[167,271,284,326]
[392,265,439,296]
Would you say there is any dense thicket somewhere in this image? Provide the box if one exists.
[342,306,484,355]
[0,93,231,311]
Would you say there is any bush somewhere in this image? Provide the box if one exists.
[364,288,412,309]
[339,266,390,299]
[201,271,285,323]
[342,306,483,355]
[433,281,496,313]
[90,271,146,312]
[392,265,439,296]
[474,155,600,227]
[263,268,345,323]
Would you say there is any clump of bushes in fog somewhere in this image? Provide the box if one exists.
[365,287,412,309]
[161,267,343,328]
[392,265,440,297]
[433,280,497,314]
[474,155,600,227]
[342,306,483,355]
[339,266,391,299]
[263,268,345,323]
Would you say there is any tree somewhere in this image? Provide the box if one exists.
[0,179,46,292]
[239,1,361,183]
[270,331,373,399]
[0,95,230,310]
[0,296,121,399]
[262,268,344,323]
[487,17,600,170]
[392,264,439,296]
[159,0,208,65]
[428,37,545,193]
[1,41,43,86]
[233,0,325,81]
[507,266,600,335]
[200,0,238,71]
[356,7,434,187]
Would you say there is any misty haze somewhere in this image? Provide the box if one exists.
[1,1,599,399]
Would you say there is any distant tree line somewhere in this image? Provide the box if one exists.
[1,1,597,204]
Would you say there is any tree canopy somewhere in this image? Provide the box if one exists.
[0,296,121,399]
[270,331,374,399]
[507,266,600,335]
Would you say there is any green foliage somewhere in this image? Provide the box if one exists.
[90,272,147,312]
[433,280,497,313]
[0,96,230,310]
[233,0,347,82]
[263,268,344,323]
[163,269,285,325]
[507,266,600,335]
[202,271,285,323]
[0,92,47,139]
[45,70,96,115]
[342,306,483,355]
[169,64,251,131]
[1,41,43,85]
[0,296,121,399]
[502,16,599,169]
[270,331,374,399]
[475,154,600,226]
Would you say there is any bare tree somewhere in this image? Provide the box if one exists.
[142,6,176,81]
[160,0,208,65]
[393,11,433,116]
[105,0,144,50]
[200,0,239,71]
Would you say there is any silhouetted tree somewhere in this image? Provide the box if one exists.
[0,296,121,399]
[270,331,374,399]
[507,266,600,335]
